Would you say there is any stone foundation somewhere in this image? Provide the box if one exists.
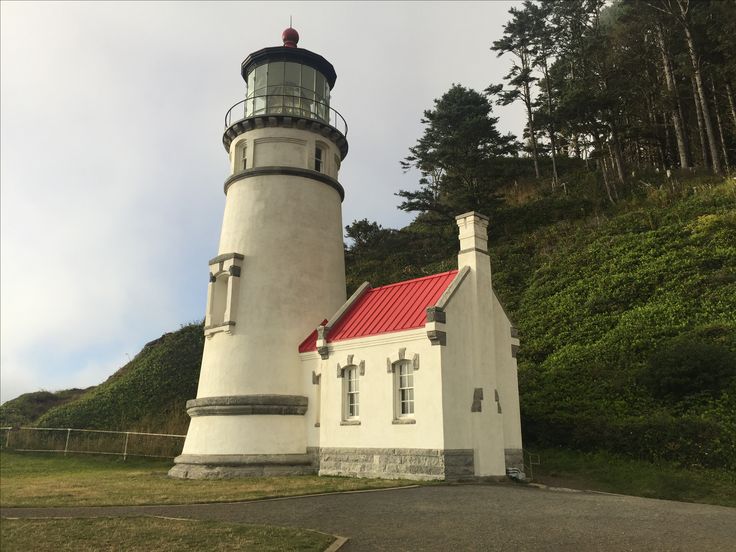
[168,452,318,479]
[504,448,524,471]
[318,447,474,481]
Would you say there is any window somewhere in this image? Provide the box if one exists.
[204,253,244,337]
[241,144,247,171]
[314,146,323,172]
[397,362,414,416]
[345,366,359,419]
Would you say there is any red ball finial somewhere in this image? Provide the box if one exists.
[282,27,299,48]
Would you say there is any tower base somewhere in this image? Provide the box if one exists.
[168,451,318,479]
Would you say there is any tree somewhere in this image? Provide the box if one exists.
[493,5,542,178]
[398,85,517,220]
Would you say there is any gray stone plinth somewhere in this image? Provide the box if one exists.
[169,452,317,479]
[504,448,524,471]
[318,447,474,481]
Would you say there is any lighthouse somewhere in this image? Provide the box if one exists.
[170,28,349,478]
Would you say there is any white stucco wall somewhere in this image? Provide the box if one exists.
[197,169,346,398]
[493,293,523,452]
[183,415,307,455]
[180,124,347,461]
[300,329,445,450]
[438,214,509,476]
[229,127,342,179]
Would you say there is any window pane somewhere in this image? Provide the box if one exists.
[285,62,301,87]
[268,61,284,87]
[247,71,255,98]
[254,64,267,95]
[301,65,315,94]
[315,73,326,101]
[254,95,266,115]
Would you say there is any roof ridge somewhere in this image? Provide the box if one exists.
[366,269,458,293]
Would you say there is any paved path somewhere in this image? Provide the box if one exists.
[3,484,735,551]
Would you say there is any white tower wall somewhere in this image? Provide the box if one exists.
[170,31,350,477]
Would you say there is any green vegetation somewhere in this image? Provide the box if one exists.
[0,389,91,427]
[0,451,414,508]
[530,447,736,508]
[0,518,334,552]
[36,324,204,434]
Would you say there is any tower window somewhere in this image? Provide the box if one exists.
[241,145,247,170]
[314,146,323,172]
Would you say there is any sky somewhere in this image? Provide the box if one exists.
[0,1,524,404]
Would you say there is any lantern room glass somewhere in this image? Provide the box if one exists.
[245,61,330,123]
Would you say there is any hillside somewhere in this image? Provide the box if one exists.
[0,388,92,427]
[35,324,204,434]
[17,179,736,469]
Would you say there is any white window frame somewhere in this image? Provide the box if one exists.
[394,360,415,418]
[343,365,360,420]
[314,141,329,173]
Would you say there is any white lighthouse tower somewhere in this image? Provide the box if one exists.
[170,28,348,478]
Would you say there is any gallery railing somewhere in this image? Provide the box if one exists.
[224,93,348,137]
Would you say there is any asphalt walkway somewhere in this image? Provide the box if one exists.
[2,484,735,551]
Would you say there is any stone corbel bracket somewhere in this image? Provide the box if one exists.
[425,306,447,346]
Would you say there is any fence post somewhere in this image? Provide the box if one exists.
[123,432,130,461]
[64,428,71,456]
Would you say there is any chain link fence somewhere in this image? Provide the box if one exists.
[0,426,185,460]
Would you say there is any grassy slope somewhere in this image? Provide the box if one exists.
[497,183,736,469]
[36,324,204,434]
[0,388,92,427]
[529,447,736,508]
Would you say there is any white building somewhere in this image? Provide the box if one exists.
[170,29,523,481]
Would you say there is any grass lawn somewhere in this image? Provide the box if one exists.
[529,448,736,508]
[0,517,334,551]
[0,451,414,508]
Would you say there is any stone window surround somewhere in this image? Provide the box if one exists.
[204,253,244,337]
[387,348,419,424]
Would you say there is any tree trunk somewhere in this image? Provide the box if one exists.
[680,5,722,174]
[542,60,559,186]
[692,77,709,168]
[608,127,626,189]
[656,25,689,168]
[726,82,736,133]
[600,157,615,204]
[522,79,540,179]
[712,79,731,172]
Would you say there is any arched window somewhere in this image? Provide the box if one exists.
[344,365,359,420]
[337,356,364,425]
[387,349,419,424]
[396,360,414,417]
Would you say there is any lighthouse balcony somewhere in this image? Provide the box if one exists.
[223,92,348,158]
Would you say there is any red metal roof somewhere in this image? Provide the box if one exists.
[299,270,458,352]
